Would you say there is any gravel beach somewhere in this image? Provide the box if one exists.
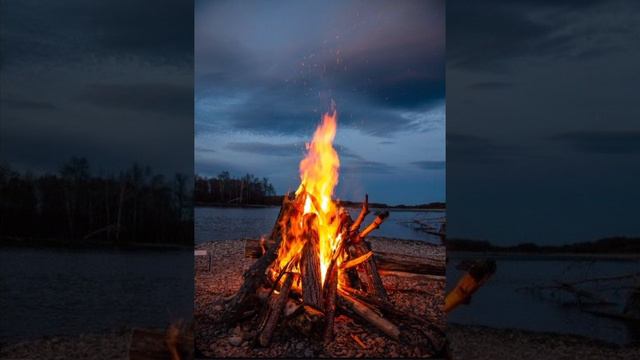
[0,331,130,359]
[194,237,447,358]
[448,323,640,359]
[4,238,637,359]
[2,322,638,359]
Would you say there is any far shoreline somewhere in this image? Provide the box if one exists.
[195,203,446,212]
[0,236,193,251]
[448,250,640,261]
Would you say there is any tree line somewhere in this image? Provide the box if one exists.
[0,157,192,246]
[446,236,640,254]
[194,171,278,205]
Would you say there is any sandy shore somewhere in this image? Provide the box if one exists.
[195,237,447,358]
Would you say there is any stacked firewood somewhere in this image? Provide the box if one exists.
[218,192,446,355]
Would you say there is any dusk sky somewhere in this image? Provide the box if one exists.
[0,0,193,176]
[195,0,445,205]
[447,0,640,244]
[4,0,638,245]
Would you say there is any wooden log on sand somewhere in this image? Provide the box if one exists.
[337,292,400,340]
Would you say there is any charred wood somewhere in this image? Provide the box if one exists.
[258,272,294,347]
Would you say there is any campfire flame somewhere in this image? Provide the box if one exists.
[231,105,402,348]
[273,108,343,288]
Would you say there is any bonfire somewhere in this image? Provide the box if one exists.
[217,107,446,355]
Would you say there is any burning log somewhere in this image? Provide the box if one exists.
[323,218,351,343]
[301,214,323,310]
[245,238,446,276]
[322,258,339,343]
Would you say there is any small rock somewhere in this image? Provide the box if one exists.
[233,325,243,335]
[213,305,223,311]
[304,348,314,357]
[228,335,243,346]
[296,342,305,350]
[242,330,256,340]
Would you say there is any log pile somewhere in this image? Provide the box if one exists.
[216,192,446,355]
[245,238,446,277]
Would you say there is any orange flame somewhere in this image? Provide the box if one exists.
[272,109,342,288]
[296,110,341,285]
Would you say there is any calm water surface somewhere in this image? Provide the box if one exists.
[195,206,445,244]
[447,254,640,345]
[0,248,193,340]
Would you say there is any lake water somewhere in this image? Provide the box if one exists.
[195,206,445,244]
[0,247,193,341]
[5,207,636,345]
[447,253,640,345]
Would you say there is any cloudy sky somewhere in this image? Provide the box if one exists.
[195,0,445,205]
[447,0,640,244]
[4,0,636,245]
[0,0,193,176]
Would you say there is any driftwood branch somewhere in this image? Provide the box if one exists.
[341,286,446,352]
[354,210,389,243]
[350,194,369,233]
[378,270,446,282]
[445,259,496,313]
[337,291,400,340]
